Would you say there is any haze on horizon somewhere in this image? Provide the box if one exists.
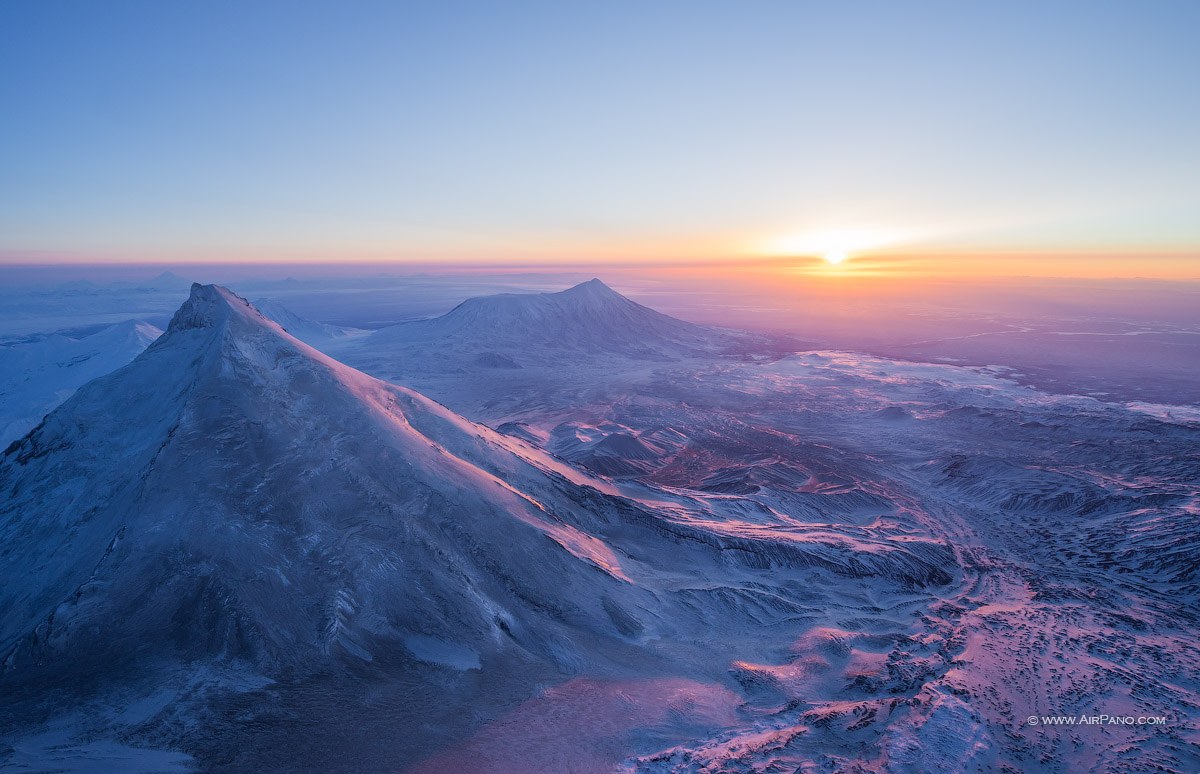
[1,0,1198,279]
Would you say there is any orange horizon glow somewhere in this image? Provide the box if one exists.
[2,245,1197,282]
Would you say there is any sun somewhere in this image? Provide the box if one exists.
[758,227,901,266]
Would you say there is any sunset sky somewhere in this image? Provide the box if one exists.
[2,0,1198,278]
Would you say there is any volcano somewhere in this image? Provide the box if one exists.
[0,285,952,771]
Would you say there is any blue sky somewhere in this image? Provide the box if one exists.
[2,0,1198,268]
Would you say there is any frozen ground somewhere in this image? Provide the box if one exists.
[0,276,1197,772]
[468,351,1200,772]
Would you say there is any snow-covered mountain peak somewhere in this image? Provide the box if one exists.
[146,270,194,289]
[86,318,161,344]
[337,278,805,412]
[165,283,275,334]
[0,283,659,679]
[557,277,621,300]
[360,277,729,361]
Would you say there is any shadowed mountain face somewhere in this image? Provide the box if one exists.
[0,285,953,770]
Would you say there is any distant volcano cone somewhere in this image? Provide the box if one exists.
[364,278,724,360]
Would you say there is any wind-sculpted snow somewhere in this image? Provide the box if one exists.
[446,350,1197,773]
[0,285,959,772]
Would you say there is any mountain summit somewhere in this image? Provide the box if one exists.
[364,278,723,361]
[556,276,624,299]
[167,281,263,331]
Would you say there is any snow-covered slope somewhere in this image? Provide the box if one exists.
[1,285,642,673]
[0,319,161,444]
[0,285,952,770]
[486,350,1200,773]
[251,297,367,348]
